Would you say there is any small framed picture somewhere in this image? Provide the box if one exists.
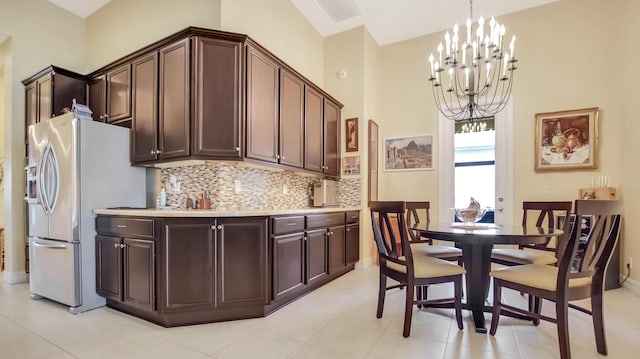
[343,155,361,175]
[384,135,434,171]
[345,118,359,152]
[534,107,599,171]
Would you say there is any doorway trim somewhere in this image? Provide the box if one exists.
[438,99,514,225]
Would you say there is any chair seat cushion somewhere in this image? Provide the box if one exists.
[491,248,557,265]
[411,243,462,258]
[490,264,592,292]
[386,255,465,279]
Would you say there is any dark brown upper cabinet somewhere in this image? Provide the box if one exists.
[87,75,106,122]
[105,64,132,124]
[132,38,190,164]
[22,66,86,146]
[192,36,244,160]
[323,98,341,176]
[246,43,306,170]
[304,86,324,173]
[246,44,279,163]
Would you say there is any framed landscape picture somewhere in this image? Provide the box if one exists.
[534,107,599,171]
[384,135,434,171]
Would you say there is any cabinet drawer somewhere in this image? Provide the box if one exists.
[306,213,344,229]
[346,211,359,224]
[272,216,305,235]
[96,216,155,239]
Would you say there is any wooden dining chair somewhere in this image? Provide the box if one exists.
[491,201,573,267]
[489,200,622,359]
[405,201,463,263]
[370,201,465,337]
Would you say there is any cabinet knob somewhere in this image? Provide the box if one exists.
[113,243,119,248]
[217,224,223,230]
[281,156,285,160]
[156,149,162,154]
[120,244,125,249]
[210,224,216,230]
[235,147,240,152]
[150,150,155,155]
[347,228,350,232]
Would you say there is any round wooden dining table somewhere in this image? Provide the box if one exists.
[410,222,563,333]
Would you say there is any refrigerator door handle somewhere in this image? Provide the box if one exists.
[32,241,69,249]
[45,144,60,213]
[38,146,50,215]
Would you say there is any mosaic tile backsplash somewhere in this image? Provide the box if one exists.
[160,162,361,210]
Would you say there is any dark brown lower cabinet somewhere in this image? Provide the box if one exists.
[328,225,346,274]
[345,223,360,265]
[96,235,155,312]
[96,211,355,326]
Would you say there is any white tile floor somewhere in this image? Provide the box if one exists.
[1,266,639,358]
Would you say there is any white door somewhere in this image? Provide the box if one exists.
[438,100,514,225]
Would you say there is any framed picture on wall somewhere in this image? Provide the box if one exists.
[345,118,359,152]
[343,155,361,175]
[384,135,434,171]
[534,107,599,171]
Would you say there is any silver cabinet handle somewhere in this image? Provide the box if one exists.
[150,150,155,155]
[235,147,240,152]
[116,224,127,228]
[217,224,223,230]
[114,243,119,248]
[210,224,216,230]
[120,244,125,249]
[156,149,162,154]
[347,228,350,232]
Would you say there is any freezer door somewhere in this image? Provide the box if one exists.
[47,115,78,242]
[27,122,49,238]
[29,237,81,307]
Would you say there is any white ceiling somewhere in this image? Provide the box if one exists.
[46,0,559,46]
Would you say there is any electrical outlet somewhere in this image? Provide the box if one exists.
[627,257,633,270]
[543,185,552,196]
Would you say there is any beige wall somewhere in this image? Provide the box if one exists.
[221,0,324,86]
[0,54,5,228]
[618,0,639,284]
[0,0,86,281]
[85,0,221,71]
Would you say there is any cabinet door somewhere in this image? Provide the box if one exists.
[131,53,158,164]
[25,82,37,144]
[161,219,215,312]
[279,70,304,168]
[272,232,305,300]
[305,228,328,285]
[193,36,243,159]
[106,63,132,123]
[216,217,268,308]
[323,98,341,176]
[159,38,190,160]
[88,75,106,122]
[304,86,323,172]
[37,74,53,122]
[328,225,346,273]
[345,223,360,265]
[123,238,155,312]
[96,235,122,301]
[246,45,279,163]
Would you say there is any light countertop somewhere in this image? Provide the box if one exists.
[94,206,362,218]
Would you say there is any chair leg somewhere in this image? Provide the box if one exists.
[376,272,387,318]
[556,296,571,359]
[489,280,502,336]
[416,285,422,308]
[532,296,542,326]
[403,280,415,337]
[454,276,463,330]
[592,286,608,355]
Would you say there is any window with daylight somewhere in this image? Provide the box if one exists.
[454,118,495,212]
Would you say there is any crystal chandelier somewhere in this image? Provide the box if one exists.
[428,0,517,121]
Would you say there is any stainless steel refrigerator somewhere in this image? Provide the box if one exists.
[26,112,146,313]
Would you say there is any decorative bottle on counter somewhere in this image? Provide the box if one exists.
[159,187,167,207]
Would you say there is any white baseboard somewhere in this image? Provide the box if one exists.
[3,271,29,284]
[621,276,640,296]
[355,257,374,270]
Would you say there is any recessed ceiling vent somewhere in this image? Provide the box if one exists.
[315,0,362,23]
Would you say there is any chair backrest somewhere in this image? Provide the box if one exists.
[405,201,431,243]
[370,201,413,271]
[557,200,621,287]
[520,201,573,257]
